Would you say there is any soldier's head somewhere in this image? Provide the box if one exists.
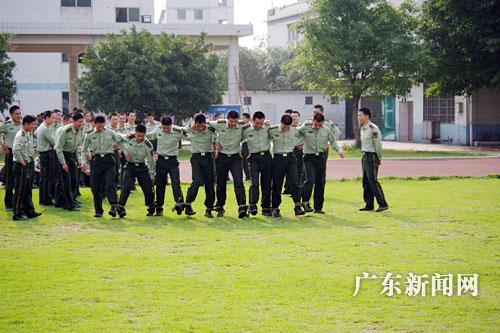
[226,110,240,128]
[280,114,293,131]
[242,112,251,124]
[109,112,118,127]
[94,116,106,132]
[63,114,72,125]
[358,108,371,125]
[312,113,325,129]
[135,124,147,142]
[53,109,63,124]
[22,115,38,132]
[147,113,155,124]
[161,116,173,132]
[72,112,84,130]
[292,111,301,125]
[127,112,136,124]
[193,113,207,131]
[313,104,324,115]
[214,112,223,120]
[118,112,126,125]
[284,109,293,115]
[9,105,22,123]
[43,110,57,126]
[84,111,93,123]
[252,111,266,129]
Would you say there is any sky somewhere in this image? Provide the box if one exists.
[234,0,298,49]
[155,0,299,49]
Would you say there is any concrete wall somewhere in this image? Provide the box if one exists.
[472,88,500,141]
[166,0,234,24]
[223,90,346,138]
[0,0,155,24]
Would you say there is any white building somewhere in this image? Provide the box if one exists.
[223,90,346,134]
[266,0,308,48]
[0,0,251,116]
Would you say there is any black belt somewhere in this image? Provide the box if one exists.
[219,152,240,158]
[93,153,114,158]
[362,151,376,155]
[192,152,211,157]
[305,152,326,157]
[158,155,177,160]
[39,150,54,154]
[274,152,293,157]
[250,150,270,157]
[126,162,146,167]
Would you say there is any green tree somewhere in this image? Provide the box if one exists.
[291,0,422,147]
[0,33,16,115]
[420,0,500,95]
[77,27,223,120]
[217,46,303,91]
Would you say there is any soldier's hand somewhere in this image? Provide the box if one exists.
[113,143,119,150]
[2,144,10,155]
[62,164,69,173]
[20,160,27,167]
[215,142,222,152]
[81,164,87,172]
[264,119,272,126]
[125,154,132,162]
[339,151,345,159]
[297,144,304,150]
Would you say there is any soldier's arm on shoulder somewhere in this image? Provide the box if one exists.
[54,130,67,165]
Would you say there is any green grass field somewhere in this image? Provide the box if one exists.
[0,177,499,332]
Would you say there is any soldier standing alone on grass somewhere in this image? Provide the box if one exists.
[358,108,389,212]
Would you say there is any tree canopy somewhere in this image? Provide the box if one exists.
[0,33,16,115]
[290,0,422,146]
[420,0,500,95]
[77,27,223,120]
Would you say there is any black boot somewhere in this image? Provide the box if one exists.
[238,205,249,219]
[249,204,258,216]
[184,204,196,216]
[108,204,117,217]
[262,208,272,217]
[155,206,163,216]
[172,202,185,215]
[117,205,126,218]
[272,208,282,218]
[147,206,155,216]
[302,202,314,213]
[215,206,225,218]
[204,209,213,218]
[294,203,305,216]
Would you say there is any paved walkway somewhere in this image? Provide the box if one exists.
[177,156,500,181]
[341,140,500,153]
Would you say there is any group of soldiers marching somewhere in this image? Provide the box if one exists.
[1,104,388,221]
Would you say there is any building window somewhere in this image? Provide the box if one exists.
[305,96,313,105]
[218,0,227,5]
[128,8,140,22]
[116,8,140,23]
[61,0,91,7]
[218,19,228,25]
[243,97,252,106]
[77,0,91,7]
[62,92,69,115]
[424,95,455,123]
[177,9,186,20]
[194,9,203,20]
[62,53,69,63]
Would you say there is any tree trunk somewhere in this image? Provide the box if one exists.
[351,93,362,148]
